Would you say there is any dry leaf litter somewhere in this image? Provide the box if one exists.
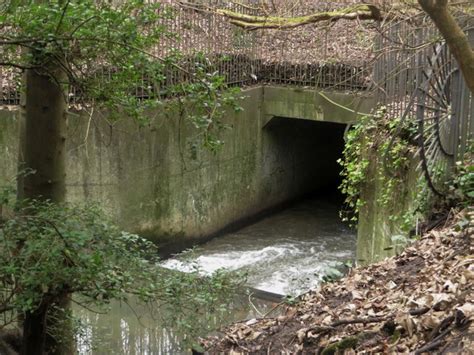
[202,208,473,354]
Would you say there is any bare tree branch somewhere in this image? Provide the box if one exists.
[195,4,384,30]
[418,0,474,94]
[0,62,34,70]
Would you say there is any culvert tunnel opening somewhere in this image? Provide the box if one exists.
[263,116,347,204]
[157,115,355,298]
[161,117,356,298]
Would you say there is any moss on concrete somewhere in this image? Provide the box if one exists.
[356,150,425,264]
[1,86,375,249]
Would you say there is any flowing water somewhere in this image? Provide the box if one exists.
[163,196,355,296]
[75,195,356,354]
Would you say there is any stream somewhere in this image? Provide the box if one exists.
[75,195,356,354]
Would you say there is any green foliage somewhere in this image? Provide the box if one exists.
[0,188,245,350]
[2,0,168,112]
[0,0,241,148]
[337,115,371,224]
[283,295,298,305]
[447,147,474,206]
[389,234,411,250]
[321,267,344,283]
[321,336,358,355]
[338,107,420,226]
[172,54,245,151]
[319,260,353,283]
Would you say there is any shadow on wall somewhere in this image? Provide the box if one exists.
[155,117,348,258]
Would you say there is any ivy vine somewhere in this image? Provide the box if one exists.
[337,107,421,227]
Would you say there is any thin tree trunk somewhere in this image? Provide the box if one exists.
[23,65,67,202]
[21,304,48,355]
[16,73,26,201]
[418,0,474,95]
[20,63,71,354]
[19,0,72,350]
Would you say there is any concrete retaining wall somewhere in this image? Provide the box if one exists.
[0,86,374,252]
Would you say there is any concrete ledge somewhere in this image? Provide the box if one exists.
[262,86,375,126]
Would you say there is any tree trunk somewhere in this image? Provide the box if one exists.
[21,295,73,355]
[16,73,26,201]
[19,0,72,350]
[212,4,382,30]
[20,62,71,354]
[21,304,48,355]
[22,65,67,202]
[418,0,474,95]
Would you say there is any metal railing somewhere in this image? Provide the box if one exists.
[0,0,375,106]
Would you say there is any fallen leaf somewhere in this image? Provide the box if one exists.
[296,328,308,343]
[387,280,397,289]
[246,318,258,326]
[456,303,474,319]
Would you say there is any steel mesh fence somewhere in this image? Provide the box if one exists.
[0,0,375,106]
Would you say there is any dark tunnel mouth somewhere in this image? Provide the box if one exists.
[263,116,347,200]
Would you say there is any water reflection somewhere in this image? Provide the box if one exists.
[74,293,275,354]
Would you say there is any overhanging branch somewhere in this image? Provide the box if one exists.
[217,5,382,30]
[178,2,383,30]
[0,62,34,70]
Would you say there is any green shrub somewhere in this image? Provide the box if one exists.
[0,188,244,350]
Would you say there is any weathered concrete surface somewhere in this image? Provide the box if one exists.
[262,86,376,126]
[0,109,19,187]
[356,153,423,264]
[0,86,374,250]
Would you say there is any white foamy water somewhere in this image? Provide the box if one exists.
[162,197,356,296]
[75,196,356,354]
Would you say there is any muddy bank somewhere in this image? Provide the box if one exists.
[202,209,473,354]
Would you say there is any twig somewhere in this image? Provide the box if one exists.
[318,92,374,117]
[0,305,14,314]
[263,301,285,318]
[409,306,431,316]
[330,315,388,327]
[428,315,454,341]
[83,106,94,159]
[248,293,264,318]
[414,338,446,354]
[55,0,71,34]
[71,298,108,315]
[123,299,147,328]
[300,316,388,344]
[0,62,35,70]
[305,325,335,337]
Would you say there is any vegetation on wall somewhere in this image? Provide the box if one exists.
[448,146,474,207]
[338,107,428,232]
[339,106,472,245]
[0,0,472,353]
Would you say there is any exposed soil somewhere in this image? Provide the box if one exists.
[202,208,474,354]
